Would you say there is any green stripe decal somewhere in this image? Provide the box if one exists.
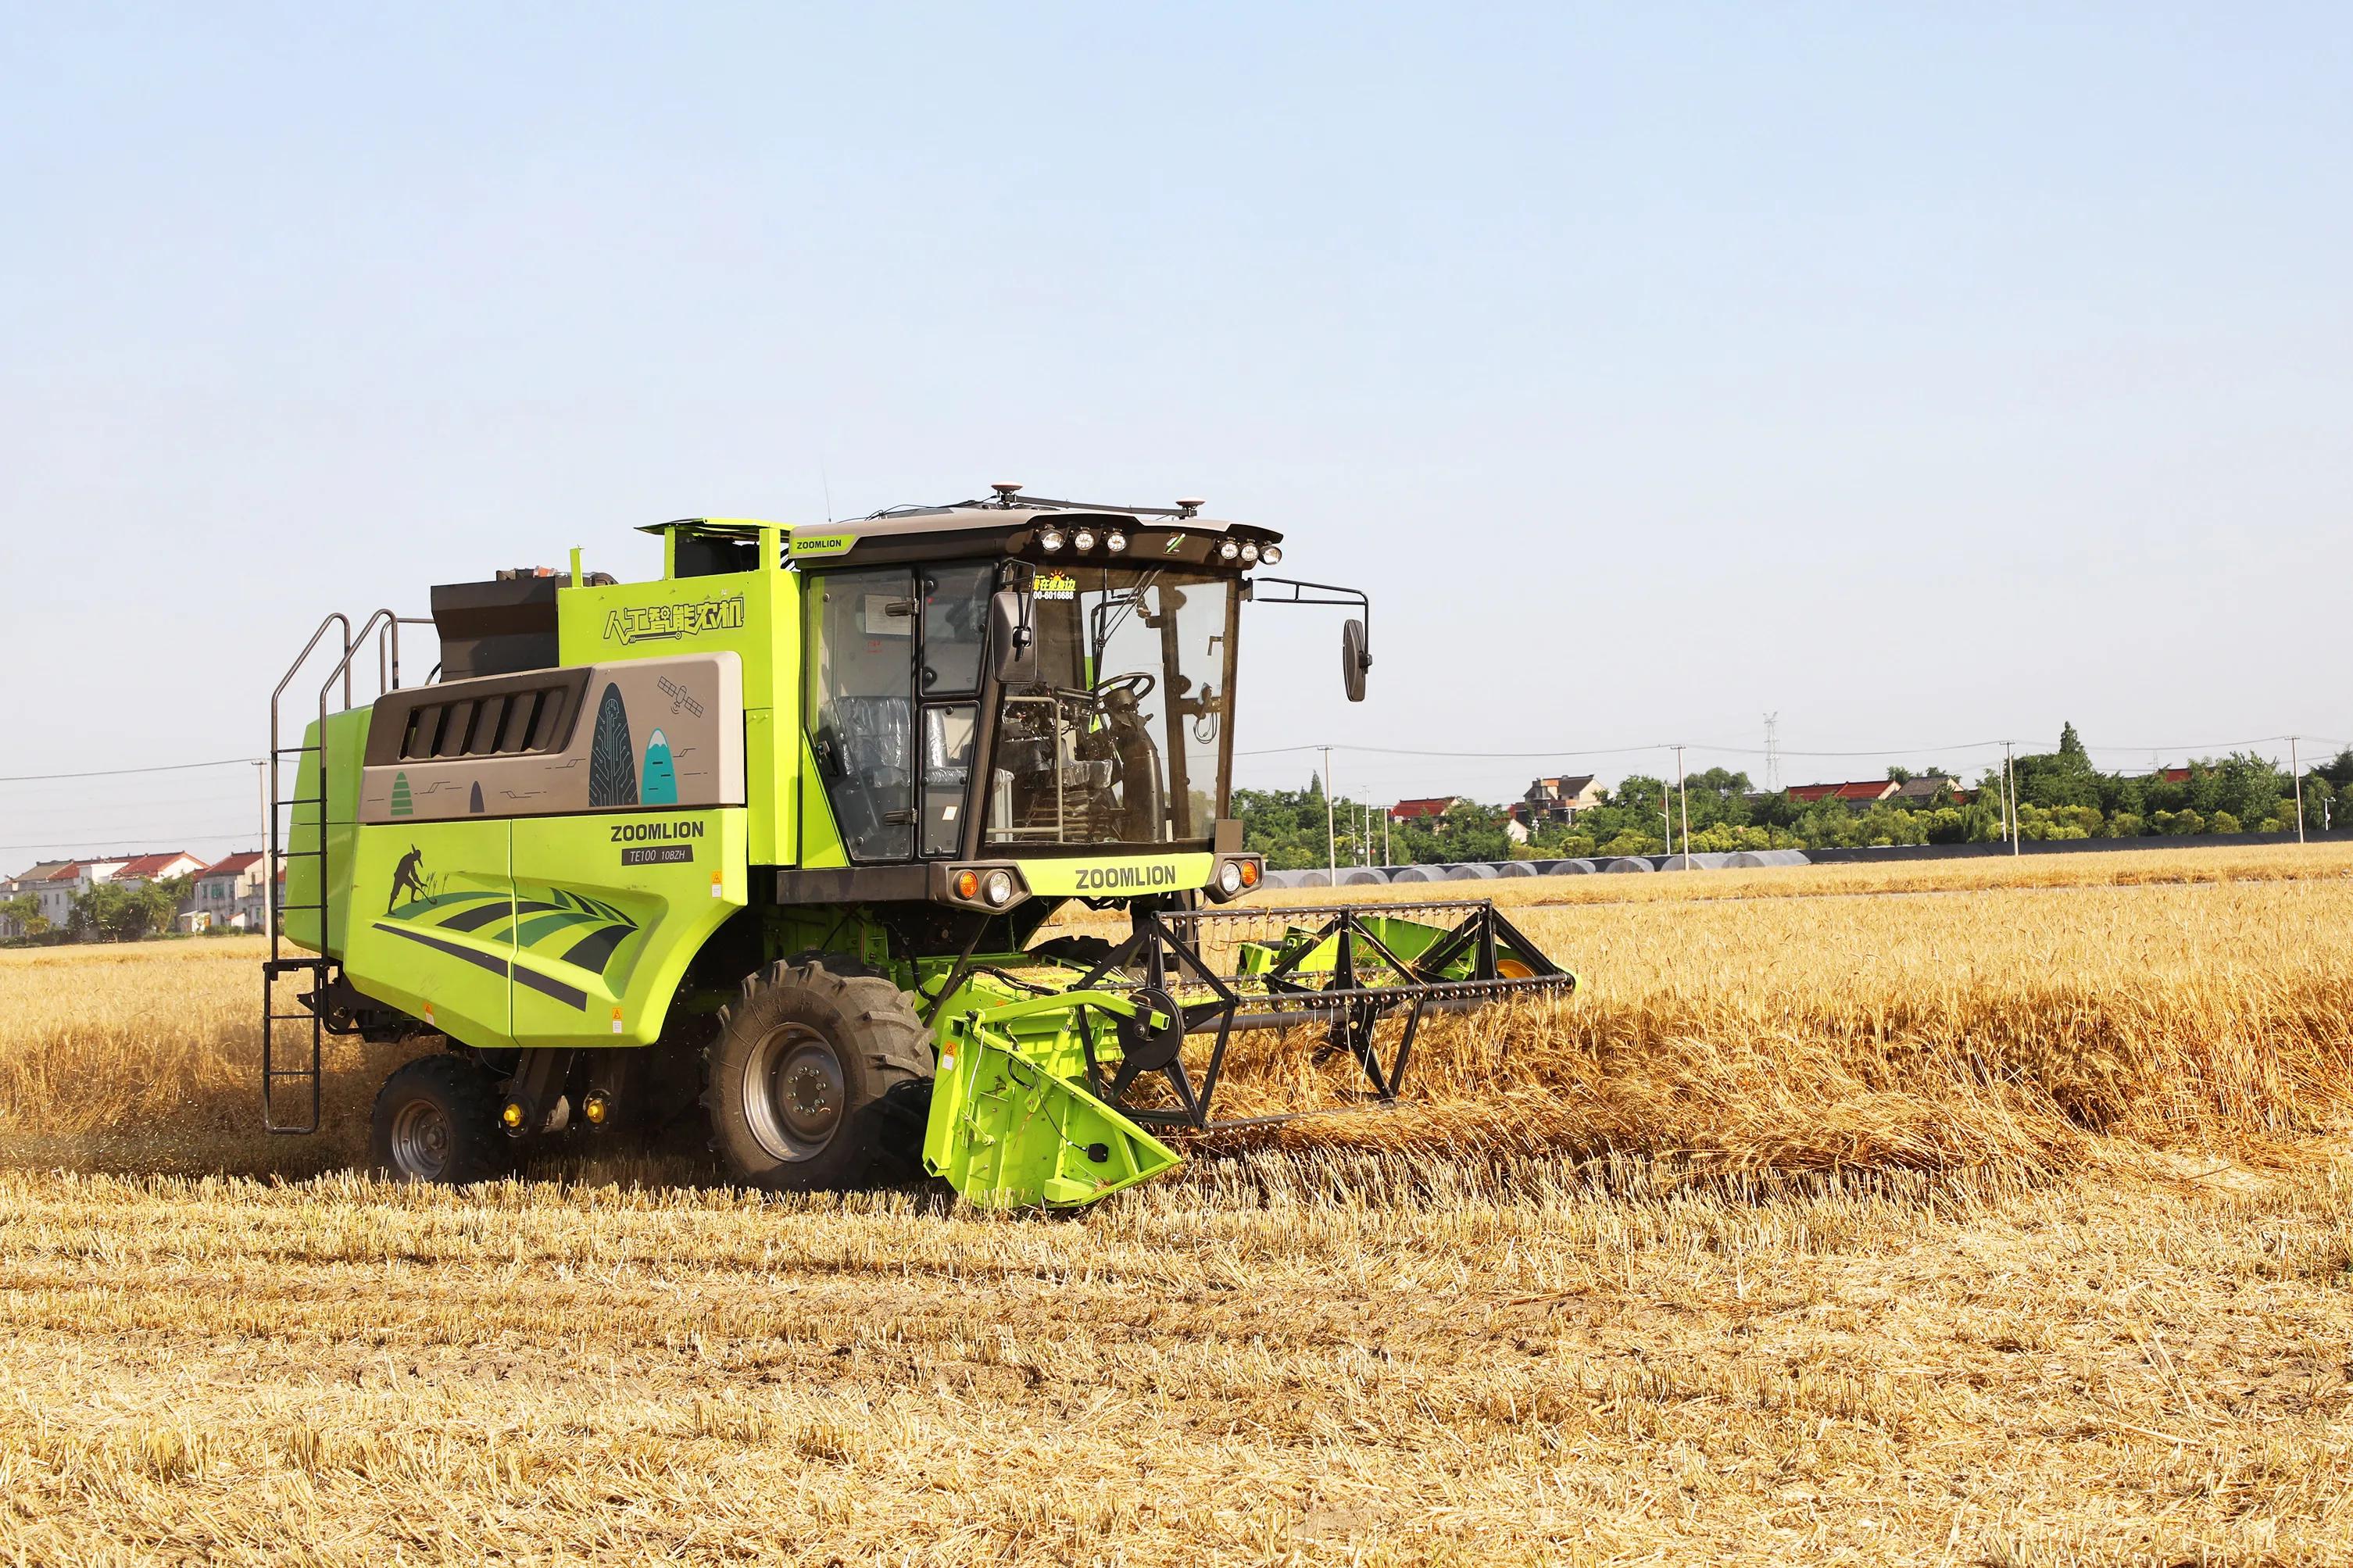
[384,891,506,921]
[513,910,607,946]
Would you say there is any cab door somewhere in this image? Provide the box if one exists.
[805,568,917,861]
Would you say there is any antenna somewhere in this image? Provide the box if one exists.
[1763,713,1780,792]
[820,457,834,523]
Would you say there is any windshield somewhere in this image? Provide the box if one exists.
[987,566,1235,848]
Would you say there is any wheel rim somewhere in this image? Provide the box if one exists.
[743,1023,846,1162]
[388,1097,453,1180]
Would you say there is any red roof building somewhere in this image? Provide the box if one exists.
[198,851,266,879]
[1786,780,1899,806]
[1388,796,1462,821]
[108,851,208,884]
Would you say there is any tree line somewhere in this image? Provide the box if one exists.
[1238,727,2353,868]
[0,877,198,944]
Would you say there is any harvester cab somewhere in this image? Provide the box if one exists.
[263,488,1576,1205]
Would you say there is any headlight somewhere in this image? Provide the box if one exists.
[1218,539,1240,561]
[1073,528,1096,552]
[1239,543,1260,564]
[1260,545,1281,565]
[1039,527,1065,553]
[982,869,1016,907]
[1105,530,1128,552]
[1216,860,1243,896]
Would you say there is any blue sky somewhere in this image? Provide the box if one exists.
[4,5,2350,860]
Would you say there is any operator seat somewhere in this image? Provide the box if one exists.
[817,695,911,857]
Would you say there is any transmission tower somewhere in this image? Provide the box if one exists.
[1763,713,1781,792]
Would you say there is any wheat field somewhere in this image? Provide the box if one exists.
[2,847,2350,1563]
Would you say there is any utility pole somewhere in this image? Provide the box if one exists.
[1383,809,1392,867]
[1659,755,1674,859]
[2292,737,2305,844]
[1674,743,1691,867]
[1763,713,1780,794]
[1320,745,1336,888]
[2004,741,2019,855]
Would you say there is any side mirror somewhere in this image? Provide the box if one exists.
[1341,618,1370,702]
[990,588,1038,685]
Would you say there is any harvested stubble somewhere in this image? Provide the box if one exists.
[2,847,2351,1561]
[0,1159,2348,1562]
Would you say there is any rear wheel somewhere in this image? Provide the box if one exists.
[368,1054,508,1184]
[704,959,933,1191]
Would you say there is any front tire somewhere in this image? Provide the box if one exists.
[368,1054,508,1184]
[704,959,933,1191]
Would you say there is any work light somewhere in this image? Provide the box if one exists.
[1072,527,1097,552]
[1259,545,1280,565]
[1218,540,1240,561]
[1039,527,1065,552]
[1105,530,1128,552]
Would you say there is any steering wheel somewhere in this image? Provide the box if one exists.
[1093,670,1157,705]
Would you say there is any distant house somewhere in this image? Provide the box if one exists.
[106,851,209,889]
[189,852,275,932]
[1888,775,1964,810]
[2,861,77,936]
[7,860,116,933]
[1502,803,1532,845]
[1787,780,1900,809]
[4,851,212,938]
[1389,796,1462,823]
[1522,774,1603,825]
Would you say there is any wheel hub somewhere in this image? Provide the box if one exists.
[388,1098,452,1180]
[744,1023,847,1161]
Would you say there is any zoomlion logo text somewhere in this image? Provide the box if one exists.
[610,820,706,842]
[1072,864,1180,891]
[603,595,746,645]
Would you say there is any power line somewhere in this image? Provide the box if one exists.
[0,756,259,785]
[0,833,259,853]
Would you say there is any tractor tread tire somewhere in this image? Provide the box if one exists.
[367,1052,510,1185]
[703,958,934,1192]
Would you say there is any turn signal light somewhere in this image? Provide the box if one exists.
[581,1091,611,1127]
[500,1101,526,1130]
[1239,859,1261,888]
[954,870,981,899]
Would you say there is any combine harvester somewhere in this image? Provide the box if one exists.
[264,488,1578,1206]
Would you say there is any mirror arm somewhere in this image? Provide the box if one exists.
[1249,575,1372,660]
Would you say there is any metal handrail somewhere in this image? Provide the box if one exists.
[267,613,351,953]
[262,611,353,1136]
[259,607,414,1134]
[308,608,403,942]
[377,615,436,694]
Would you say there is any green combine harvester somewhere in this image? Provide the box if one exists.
[265,488,1576,1206]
